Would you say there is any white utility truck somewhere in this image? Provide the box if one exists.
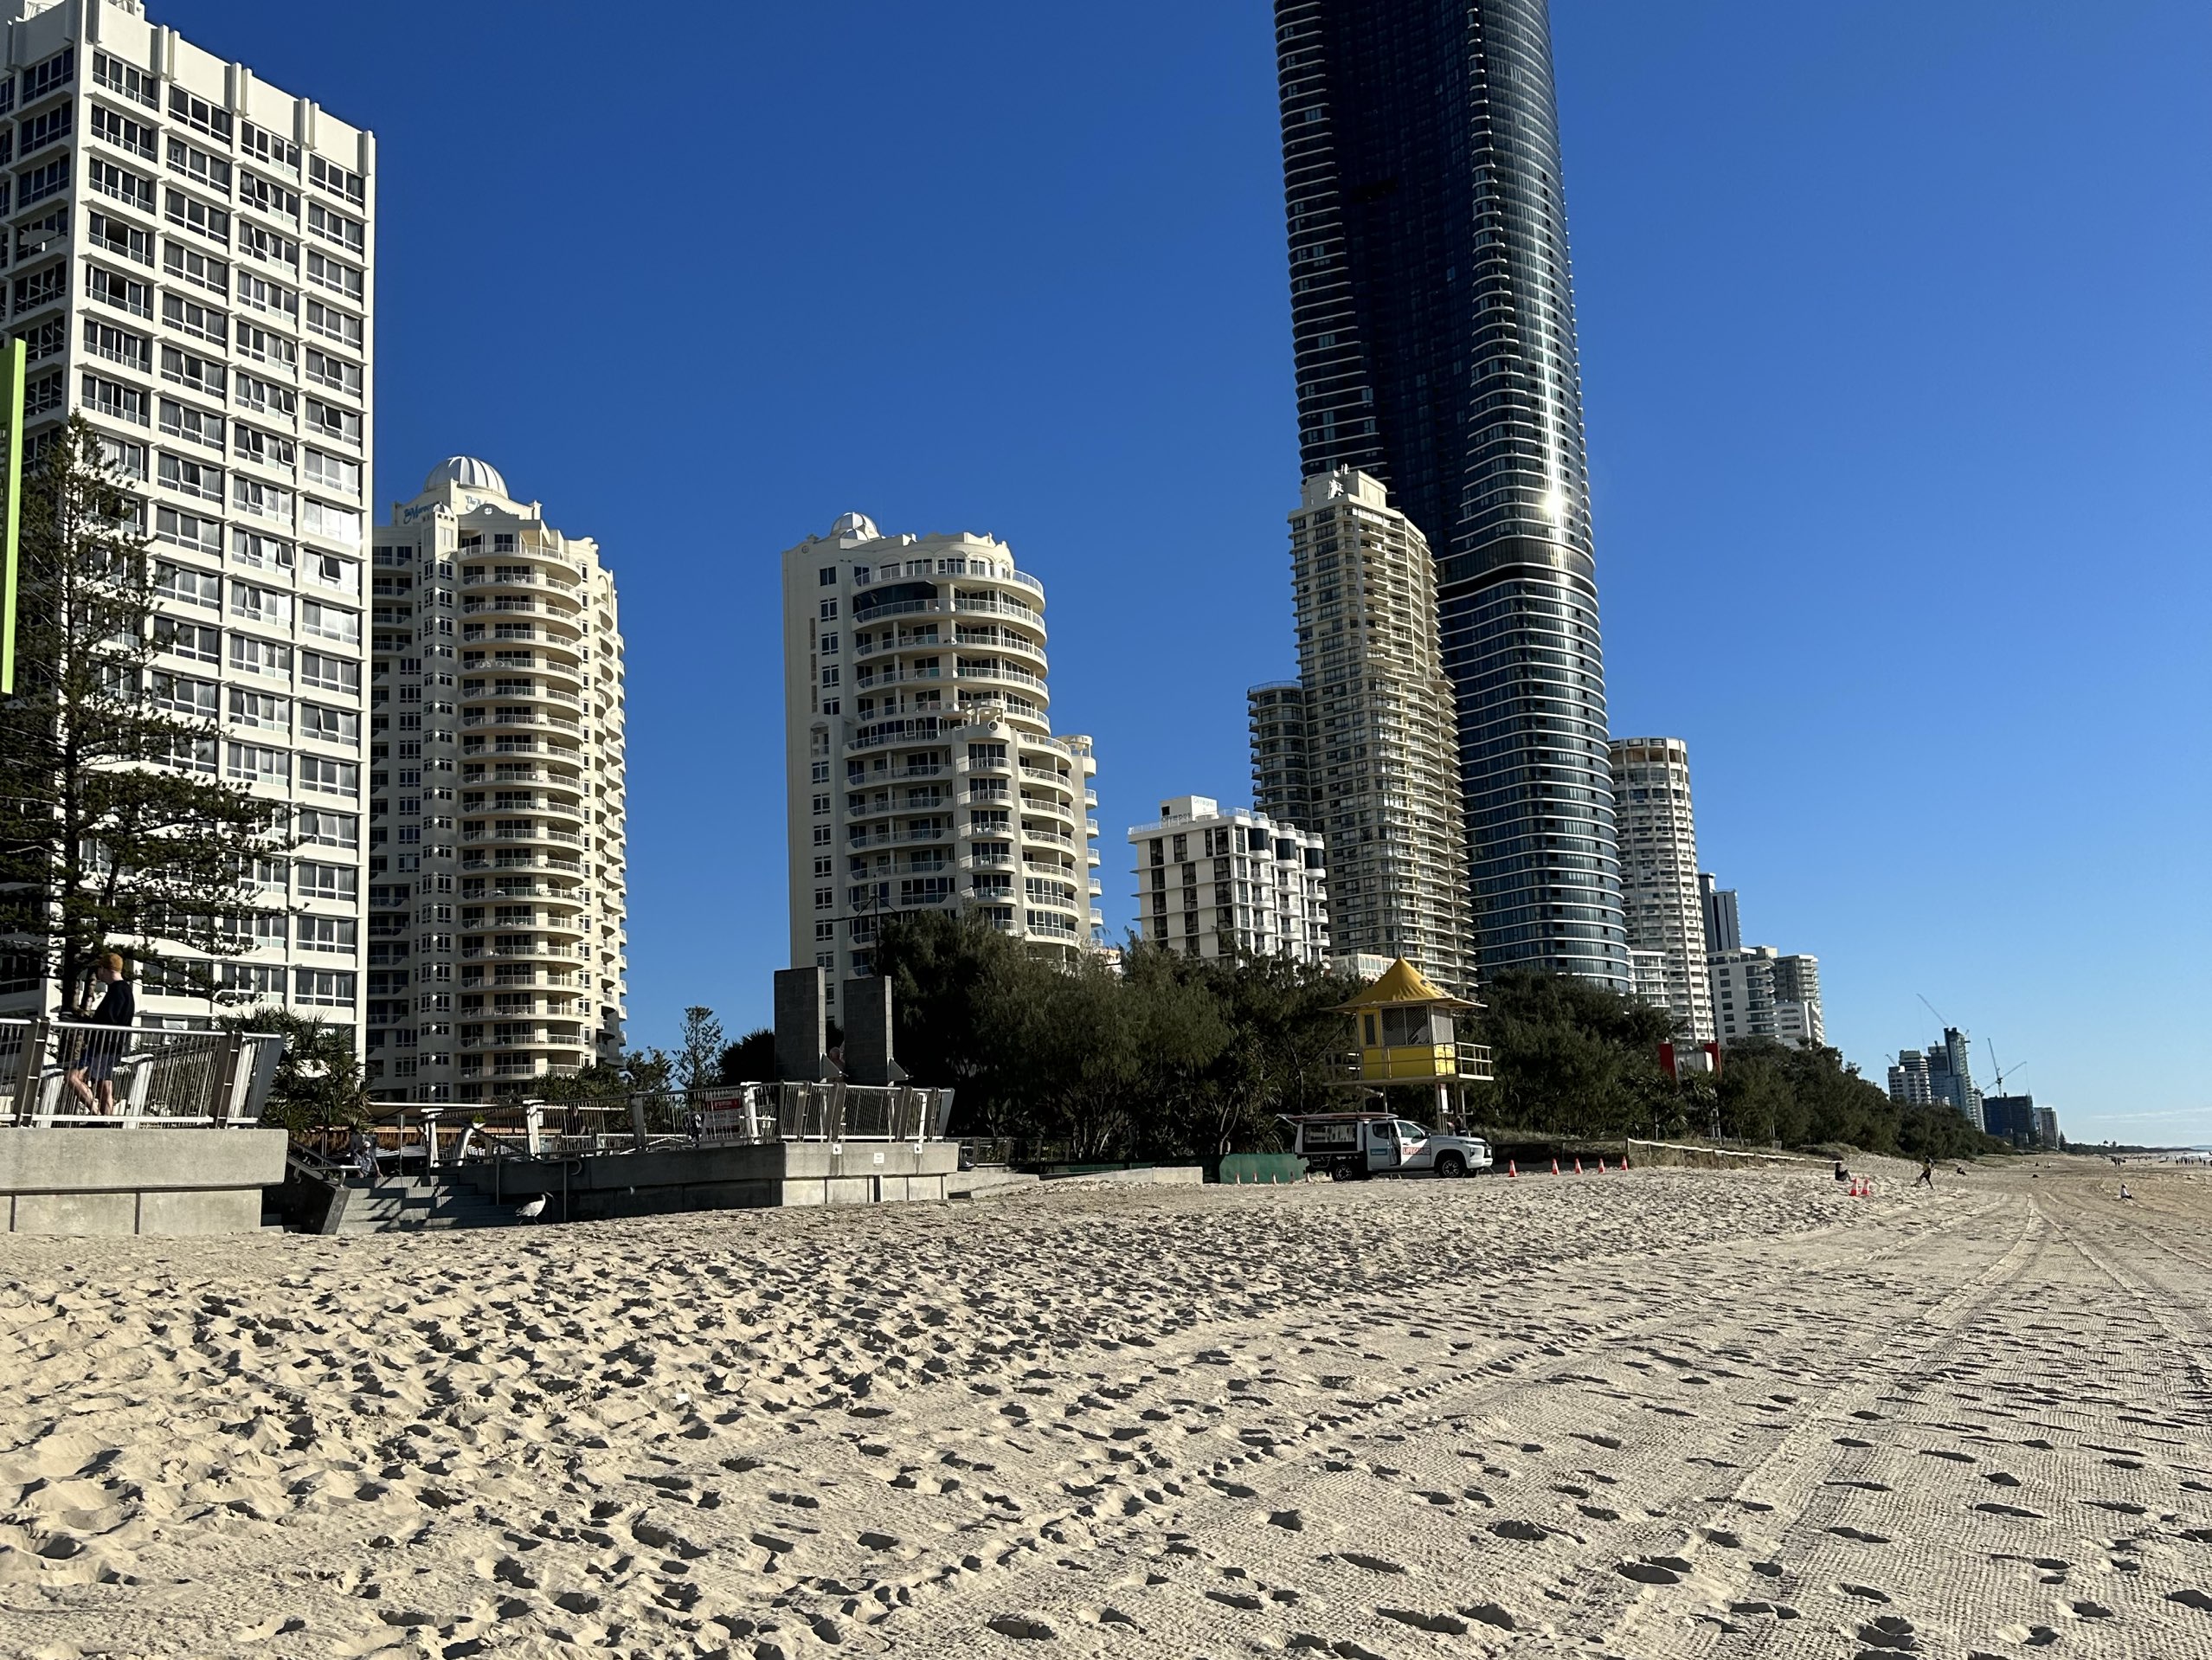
[1281,1112,1493,1181]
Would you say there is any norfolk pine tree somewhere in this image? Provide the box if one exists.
[0,417,286,1013]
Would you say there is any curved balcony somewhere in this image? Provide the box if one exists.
[948,595,1038,624]
[459,821,587,850]
[1018,795,1077,827]
[952,626,1047,668]
[851,599,951,633]
[955,662,1048,698]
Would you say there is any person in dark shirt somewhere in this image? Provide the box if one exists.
[66,953,135,1116]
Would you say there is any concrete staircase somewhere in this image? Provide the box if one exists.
[331,1174,521,1235]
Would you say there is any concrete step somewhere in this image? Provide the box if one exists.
[333,1177,522,1234]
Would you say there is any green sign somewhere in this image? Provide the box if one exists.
[0,336,23,694]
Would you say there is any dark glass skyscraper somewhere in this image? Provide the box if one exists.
[1275,0,1630,988]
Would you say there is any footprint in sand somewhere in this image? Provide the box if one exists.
[1855,1614,1917,1652]
[1615,1556,1691,1586]
[1379,1606,1469,1635]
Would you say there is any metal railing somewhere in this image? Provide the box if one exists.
[331,1082,956,1168]
[0,1019,284,1128]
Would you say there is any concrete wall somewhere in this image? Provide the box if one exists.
[450,1140,960,1222]
[0,1129,288,1237]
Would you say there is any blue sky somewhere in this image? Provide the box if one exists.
[165,2,2209,1144]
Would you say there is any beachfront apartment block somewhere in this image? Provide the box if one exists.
[1772,951,1824,1049]
[364,460,628,1103]
[1708,947,1777,1046]
[782,513,1102,1008]
[1129,796,1329,966]
[1707,947,1813,1053]
[0,0,374,1032]
[1609,737,1715,1040]
[1251,468,1476,993]
[1709,945,1825,1051]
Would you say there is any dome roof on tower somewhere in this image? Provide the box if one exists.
[424,456,509,496]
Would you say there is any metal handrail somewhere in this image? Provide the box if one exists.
[0,1018,284,1128]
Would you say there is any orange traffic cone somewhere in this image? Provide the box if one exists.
[1621,1155,1631,1169]
[1597,1157,1607,1172]
[1864,1178,1875,1199]
[1508,1160,1518,1179]
[1550,1157,1560,1176]
[1573,1157,1584,1175]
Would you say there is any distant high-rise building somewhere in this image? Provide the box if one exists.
[1129,796,1329,965]
[1772,954,1824,1050]
[1888,1050,1934,1105]
[1261,470,1475,990]
[2032,1104,2060,1147]
[1707,946,1823,1052]
[1698,872,1742,954]
[1708,947,1778,1047]
[368,460,628,1103]
[1247,682,1316,830]
[1274,0,1628,989]
[1982,1093,2038,1145]
[781,513,1102,1009]
[0,2,377,1033]
[1609,738,1714,1039]
[1919,1028,1984,1130]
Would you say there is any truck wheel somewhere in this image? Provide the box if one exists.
[1329,1162,1355,1182]
[1437,1152,1466,1179]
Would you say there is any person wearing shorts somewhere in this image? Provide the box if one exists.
[66,954,135,1116]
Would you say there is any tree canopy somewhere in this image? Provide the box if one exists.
[871,912,1358,1159]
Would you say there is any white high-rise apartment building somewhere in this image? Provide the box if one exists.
[1710,946,1823,1052]
[364,460,627,1103]
[1258,469,1474,991]
[1129,795,1328,965]
[1772,952,1823,1050]
[782,513,1101,1007]
[1608,737,1714,1039]
[0,2,374,1031]
[1708,946,1777,1046]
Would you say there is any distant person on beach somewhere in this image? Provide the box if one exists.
[2119,1183,2134,1201]
[1833,1159,1851,1183]
[1915,1158,1935,1189]
[64,954,133,1116]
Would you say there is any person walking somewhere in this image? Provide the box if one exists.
[1915,1157,1935,1189]
[64,953,135,1116]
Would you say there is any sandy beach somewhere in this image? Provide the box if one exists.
[2,1159,2208,1659]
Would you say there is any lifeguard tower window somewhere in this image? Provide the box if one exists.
[1379,1007,1450,1046]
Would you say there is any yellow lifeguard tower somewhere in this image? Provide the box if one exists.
[1336,958,1494,1122]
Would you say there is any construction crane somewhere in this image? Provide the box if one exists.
[1985,1040,2029,1099]
[1917,993,1949,1031]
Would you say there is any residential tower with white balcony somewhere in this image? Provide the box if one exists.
[783,513,1101,1005]
[0,0,375,1032]
[1609,737,1715,1040]
[1129,795,1328,965]
[366,459,627,1102]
